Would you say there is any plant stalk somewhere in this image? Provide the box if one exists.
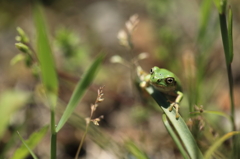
[51,110,57,159]
[219,13,236,131]
[75,123,90,159]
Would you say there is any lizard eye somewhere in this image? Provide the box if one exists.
[166,77,174,84]
[150,68,154,74]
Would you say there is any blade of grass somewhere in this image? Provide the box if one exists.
[227,7,233,63]
[162,114,189,159]
[204,131,240,159]
[190,110,231,122]
[214,2,237,157]
[12,126,49,159]
[16,132,38,159]
[33,4,58,159]
[198,0,213,46]
[124,140,149,159]
[226,6,240,158]
[34,4,58,96]
[216,1,235,132]
[145,86,203,159]
[213,0,227,14]
[56,53,105,132]
[219,14,231,65]
[226,6,235,130]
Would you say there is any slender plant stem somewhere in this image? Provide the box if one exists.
[75,123,90,159]
[219,13,236,131]
[51,110,57,159]
[227,65,235,131]
[219,14,230,62]
[74,87,104,159]
[218,7,238,157]
[51,133,57,159]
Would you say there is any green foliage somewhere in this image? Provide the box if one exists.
[213,0,227,14]
[34,4,58,96]
[227,8,233,63]
[204,131,240,159]
[213,1,238,158]
[143,84,204,159]
[162,114,189,159]
[15,43,30,54]
[54,27,91,70]
[0,91,29,138]
[191,110,231,123]
[16,27,29,43]
[12,126,49,159]
[219,11,232,65]
[14,27,33,67]
[56,53,105,132]
[33,5,59,159]
[191,0,218,110]
[55,28,79,58]
[10,52,26,65]
[124,140,149,159]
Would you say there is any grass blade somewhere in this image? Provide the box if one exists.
[214,0,235,131]
[204,131,240,159]
[33,5,59,159]
[219,13,231,65]
[162,114,189,159]
[124,140,149,159]
[145,86,203,159]
[198,0,212,43]
[34,4,58,96]
[16,132,38,159]
[227,7,233,63]
[213,2,238,157]
[12,126,49,159]
[213,0,227,14]
[56,54,105,132]
[191,110,231,123]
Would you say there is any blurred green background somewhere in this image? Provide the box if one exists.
[0,0,240,158]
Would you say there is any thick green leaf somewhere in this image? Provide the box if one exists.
[162,114,189,159]
[0,90,29,138]
[204,131,240,159]
[56,54,104,132]
[145,86,204,159]
[34,5,58,96]
[12,125,49,159]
